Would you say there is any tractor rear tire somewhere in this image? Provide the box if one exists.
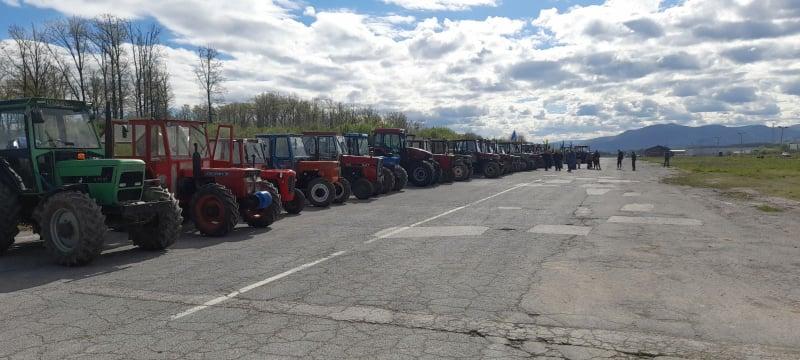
[381,168,395,194]
[37,191,106,266]
[333,178,351,204]
[306,178,335,207]
[191,183,239,237]
[453,164,469,181]
[483,161,501,179]
[130,186,182,250]
[393,166,408,191]
[352,178,374,200]
[284,188,306,214]
[0,183,21,255]
[431,162,442,184]
[409,161,435,187]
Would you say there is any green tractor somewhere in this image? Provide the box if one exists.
[0,98,182,266]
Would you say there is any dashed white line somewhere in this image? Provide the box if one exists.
[172,180,534,320]
[171,251,346,320]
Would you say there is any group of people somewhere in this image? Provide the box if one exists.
[616,150,638,171]
[541,150,602,172]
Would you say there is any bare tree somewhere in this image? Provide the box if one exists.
[46,16,90,102]
[91,15,128,118]
[194,46,225,123]
[2,24,64,98]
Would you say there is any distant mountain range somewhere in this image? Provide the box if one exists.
[576,124,800,152]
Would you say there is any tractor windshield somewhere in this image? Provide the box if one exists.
[345,136,369,156]
[244,140,265,164]
[289,136,309,158]
[379,133,404,153]
[166,123,208,157]
[33,108,99,149]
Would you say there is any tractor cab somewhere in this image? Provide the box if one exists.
[499,142,532,172]
[407,136,463,183]
[451,139,502,179]
[0,98,182,265]
[302,131,385,200]
[209,125,304,215]
[372,128,439,187]
[431,139,472,181]
[114,119,278,236]
[345,133,407,192]
[256,134,341,207]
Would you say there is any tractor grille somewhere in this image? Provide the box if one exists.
[288,174,296,191]
[119,172,144,188]
[118,189,142,202]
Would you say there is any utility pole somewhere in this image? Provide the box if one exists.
[778,126,788,146]
[770,121,776,143]
[737,131,746,154]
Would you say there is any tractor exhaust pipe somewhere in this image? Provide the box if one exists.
[192,143,202,178]
[104,103,113,159]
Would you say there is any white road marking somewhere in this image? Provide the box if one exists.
[623,192,641,197]
[381,226,489,238]
[608,216,702,226]
[173,181,534,320]
[498,206,522,210]
[587,188,612,195]
[621,203,655,212]
[171,251,347,320]
[598,179,640,184]
[575,177,597,181]
[574,207,592,217]
[581,183,617,188]
[529,225,592,236]
[546,179,573,184]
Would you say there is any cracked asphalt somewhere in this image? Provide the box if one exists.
[2,159,800,359]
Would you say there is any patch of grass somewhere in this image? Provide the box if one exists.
[650,155,800,201]
[756,204,783,213]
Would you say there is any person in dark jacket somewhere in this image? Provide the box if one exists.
[663,150,671,167]
[543,151,552,171]
[554,151,563,171]
[566,150,577,172]
[593,151,601,170]
[617,150,624,170]
[631,151,637,171]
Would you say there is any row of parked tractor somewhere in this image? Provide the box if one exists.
[0,98,546,266]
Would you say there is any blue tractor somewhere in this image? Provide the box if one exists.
[343,133,407,191]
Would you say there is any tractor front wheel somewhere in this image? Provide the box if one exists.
[453,164,469,181]
[393,166,408,191]
[352,178,374,200]
[0,183,21,255]
[191,183,239,237]
[130,186,182,250]
[483,161,501,179]
[333,178,351,204]
[284,188,306,214]
[381,168,395,194]
[409,162,435,187]
[243,202,280,228]
[306,178,335,207]
[37,191,106,266]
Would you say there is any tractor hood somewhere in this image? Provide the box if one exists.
[56,158,145,173]
[405,147,433,161]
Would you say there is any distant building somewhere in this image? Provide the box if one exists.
[644,145,670,157]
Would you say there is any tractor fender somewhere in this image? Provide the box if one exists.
[0,158,24,192]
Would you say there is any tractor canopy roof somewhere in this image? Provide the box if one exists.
[255,134,303,138]
[374,128,405,135]
[0,97,88,111]
[344,133,368,138]
[302,131,337,136]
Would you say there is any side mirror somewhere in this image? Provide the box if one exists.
[30,109,44,124]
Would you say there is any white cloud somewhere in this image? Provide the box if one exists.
[382,0,498,11]
[303,6,316,17]
[4,0,800,139]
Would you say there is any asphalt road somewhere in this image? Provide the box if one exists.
[2,159,800,359]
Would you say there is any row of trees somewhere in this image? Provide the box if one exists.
[0,15,173,119]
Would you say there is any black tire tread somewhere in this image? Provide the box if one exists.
[0,183,20,255]
[191,183,239,237]
[130,187,182,250]
[37,191,106,266]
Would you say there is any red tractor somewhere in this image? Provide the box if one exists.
[112,119,280,237]
[482,140,515,175]
[301,132,389,200]
[372,128,439,187]
[451,139,503,178]
[406,137,467,183]
[255,134,341,208]
[209,125,306,215]
[430,139,472,181]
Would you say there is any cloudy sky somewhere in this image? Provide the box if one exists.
[1,0,799,140]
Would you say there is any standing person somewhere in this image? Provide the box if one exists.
[543,151,552,171]
[631,151,637,171]
[593,151,601,170]
[663,150,671,167]
[567,150,577,172]
[554,151,563,171]
[617,150,624,170]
